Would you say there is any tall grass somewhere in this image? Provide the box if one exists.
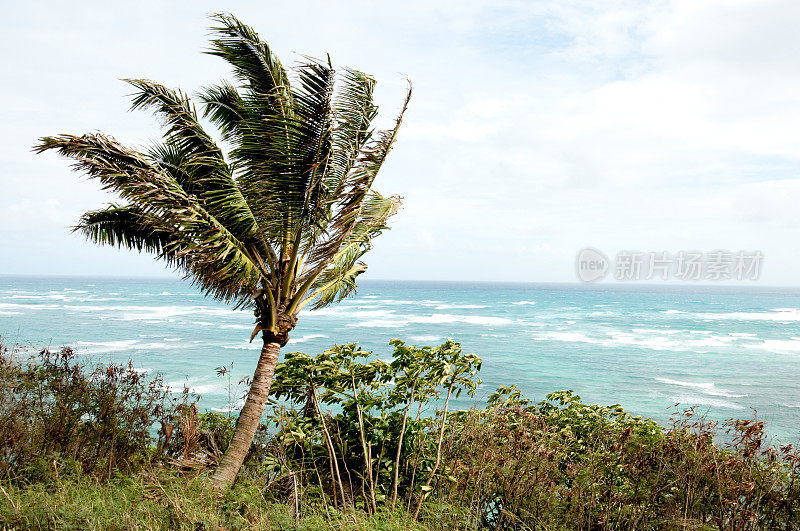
[0,470,444,530]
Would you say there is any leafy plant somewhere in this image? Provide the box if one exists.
[441,388,800,529]
[269,339,482,515]
[0,340,194,482]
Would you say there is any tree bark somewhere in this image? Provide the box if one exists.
[391,384,416,508]
[413,384,454,520]
[212,340,281,489]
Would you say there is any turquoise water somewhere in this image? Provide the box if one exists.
[1,276,799,442]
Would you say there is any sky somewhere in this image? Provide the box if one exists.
[3,0,800,285]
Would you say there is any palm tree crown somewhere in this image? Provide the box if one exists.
[35,13,409,487]
[36,13,408,344]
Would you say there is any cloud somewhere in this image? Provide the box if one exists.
[3,0,800,283]
[732,180,800,226]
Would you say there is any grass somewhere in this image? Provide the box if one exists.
[0,471,445,530]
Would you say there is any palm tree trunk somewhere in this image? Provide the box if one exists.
[212,340,281,488]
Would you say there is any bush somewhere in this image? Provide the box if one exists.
[267,339,482,516]
[0,338,194,482]
[440,386,800,530]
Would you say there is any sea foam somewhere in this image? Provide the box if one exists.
[655,377,746,398]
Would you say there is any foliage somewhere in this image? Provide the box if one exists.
[268,339,482,514]
[0,340,194,482]
[441,386,800,530]
[2,337,799,529]
[33,13,410,345]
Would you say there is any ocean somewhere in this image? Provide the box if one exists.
[1,276,799,442]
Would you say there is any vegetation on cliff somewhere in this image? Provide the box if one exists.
[1,338,799,529]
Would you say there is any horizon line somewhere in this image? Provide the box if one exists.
[1,273,798,291]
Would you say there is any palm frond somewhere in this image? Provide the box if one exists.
[220,58,336,249]
[126,79,216,162]
[305,84,411,272]
[76,203,176,254]
[126,80,266,255]
[326,68,377,197]
[291,192,401,312]
[304,250,367,311]
[34,134,264,301]
[145,140,276,271]
[291,57,335,230]
[76,203,259,303]
[207,13,291,104]
[197,81,245,143]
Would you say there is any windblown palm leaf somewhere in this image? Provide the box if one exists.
[35,13,409,488]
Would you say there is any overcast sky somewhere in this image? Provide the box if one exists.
[3,0,800,285]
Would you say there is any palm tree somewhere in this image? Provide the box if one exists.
[34,13,409,489]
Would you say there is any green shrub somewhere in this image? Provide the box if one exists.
[0,338,194,482]
[267,339,482,514]
[440,386,800,530]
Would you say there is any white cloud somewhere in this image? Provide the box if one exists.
[732,180,800,226]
